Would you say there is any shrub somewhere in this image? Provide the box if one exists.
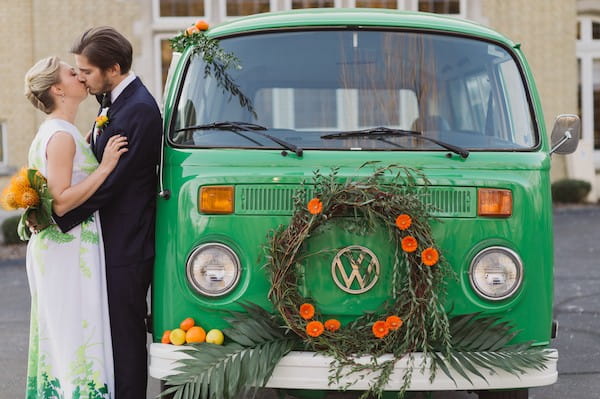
[551,179,592,204]
[1,214,23,244]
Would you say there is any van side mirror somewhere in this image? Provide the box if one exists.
[550,114,580,155]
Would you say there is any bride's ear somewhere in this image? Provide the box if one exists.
[50,84,64,99]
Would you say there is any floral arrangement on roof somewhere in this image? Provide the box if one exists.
[169,19,255,117]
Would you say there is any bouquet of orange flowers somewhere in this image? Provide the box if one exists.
[1,168,53,240]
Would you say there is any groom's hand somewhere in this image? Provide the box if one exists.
[25,213,41,234]
[85,129,93,144]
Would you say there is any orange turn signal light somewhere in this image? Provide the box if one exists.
[478,188,512,217]
[199,186,234,214]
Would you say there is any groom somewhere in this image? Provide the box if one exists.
[53,26,162,398]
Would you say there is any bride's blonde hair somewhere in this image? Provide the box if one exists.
[24,56,61,114]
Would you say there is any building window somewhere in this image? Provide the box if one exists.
[159,0,205,17]
[577,16,600,167]
[418,0,460,14]
[292,0,335,8]
[227,0,270,16]
[356,0,397,8]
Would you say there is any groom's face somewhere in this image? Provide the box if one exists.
[74,54,113,96]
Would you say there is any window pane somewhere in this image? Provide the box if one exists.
[594,59,600,149]
[160,0,204,17]
[292,0,334,8]
[577,21,581,40]
[227,0,270,16]
[173,30,536,150]
[418,0,460,14]
[593,22,600,40]
[356,0,397,8]
[294,89,337,128]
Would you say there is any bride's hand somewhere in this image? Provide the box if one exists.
[100,135,128,172]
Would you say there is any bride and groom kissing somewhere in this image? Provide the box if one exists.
[23,26,161,398]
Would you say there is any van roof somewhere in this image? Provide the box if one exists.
[206,8,515,46]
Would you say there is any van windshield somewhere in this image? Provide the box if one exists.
[171,29,536,151]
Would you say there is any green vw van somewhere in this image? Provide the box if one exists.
[149,8,579,398]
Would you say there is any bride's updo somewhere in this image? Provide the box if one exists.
[24,56,61,114]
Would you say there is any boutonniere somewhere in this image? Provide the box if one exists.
[95,115,109,134]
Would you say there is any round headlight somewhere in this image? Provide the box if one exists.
[469,246,523,301]
[186,243,241,297]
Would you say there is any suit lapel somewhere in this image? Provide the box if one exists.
[108,77,142,112]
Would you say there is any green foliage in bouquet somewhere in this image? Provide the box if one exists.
[0,168,53,241]
[17,169,53,241]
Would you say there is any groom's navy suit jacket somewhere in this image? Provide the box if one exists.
[54,77,162,268]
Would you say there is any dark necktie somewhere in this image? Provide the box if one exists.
[101,93,112,108]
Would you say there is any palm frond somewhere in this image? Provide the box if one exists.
[160,303,297,399]
[432,314,555,386]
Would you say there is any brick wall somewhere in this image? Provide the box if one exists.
[0,0,142,185]
[482,0,579,181]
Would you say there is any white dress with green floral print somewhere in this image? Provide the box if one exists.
[25,119,114,399]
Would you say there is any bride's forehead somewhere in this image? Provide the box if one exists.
[59,62,74,72]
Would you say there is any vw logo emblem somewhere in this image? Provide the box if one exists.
[331,245,380,294]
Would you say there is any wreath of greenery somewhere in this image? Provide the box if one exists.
[162,165,554,399]
[266,164,453,392]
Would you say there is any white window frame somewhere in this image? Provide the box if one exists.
[153,33,180,102]
[577,16,600,168]
[152,0,211,31]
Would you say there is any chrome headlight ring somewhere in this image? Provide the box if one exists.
[186,243,241,297]
[469,246,523,301]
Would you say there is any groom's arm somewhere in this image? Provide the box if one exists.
[53,101,162,233]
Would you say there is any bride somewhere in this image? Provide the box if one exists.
[23,56,126,398]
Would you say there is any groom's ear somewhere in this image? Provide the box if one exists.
[106,63,122,77]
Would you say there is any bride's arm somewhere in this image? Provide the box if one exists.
[46,131,127,217]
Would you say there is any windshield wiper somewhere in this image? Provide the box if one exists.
[175,121,303,157]
[321,126,469,159]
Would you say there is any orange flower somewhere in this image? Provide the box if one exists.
[20,187,40,208]
[395,214,412,230]
[401,236,418,253]
[13,168,30,189]
[324,319,341,332]
[307,198,323,215]
[372,320,389,339]
[385,315,403,331]
[421,247,439,266]
[299,303,315,320]
[306,321,324,337]
[185,26,200,36]
[95,115,109,128]
[195,20,209,31]
[0,187,18,210]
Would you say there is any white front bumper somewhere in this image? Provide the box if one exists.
[149,343,557,391]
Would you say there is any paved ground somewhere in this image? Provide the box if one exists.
[1,205,599,399]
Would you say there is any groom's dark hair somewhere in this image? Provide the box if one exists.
[71,26,133,74]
